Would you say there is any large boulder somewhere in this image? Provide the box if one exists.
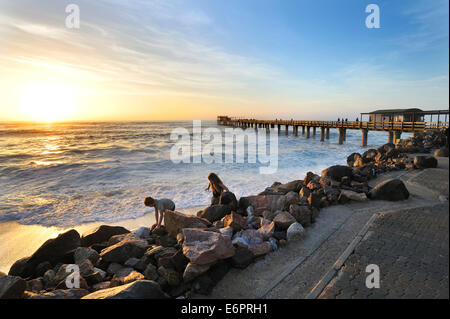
[199,205,231,223]
[74,247,100,265]
[287,222,306,241]
[100,239,149,263]
[240,195,284,216]
[82,280,169,299]
[273,180,303,195]
[230,246,254,269]
[219,192,238,211]
[9,230,80,278]
[28,289,89,299]
[434,147,449,157]
[321,165,353,182]
[164,210,211,237]
[414,156,438,169]
[110,268,144,287]
[368,179,410,201]
[182,229,235,265]
[289,204,312,227]
[247,242,272,257]
[273,212,296,230]
[338,190,368,202]
[0,276,26,299]
[222,212,247,232]
[81,225,130,247]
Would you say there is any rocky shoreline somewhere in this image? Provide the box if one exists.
[0,128,448,299]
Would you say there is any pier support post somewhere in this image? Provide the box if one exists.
[294,126,298,136]
[394,131,402,144]
[313,127,317,137]
[388,131,394,144]
[277,124,281,132]
[326,128,330,139]
[302,126,305,135]
[306,126,311,138]
[361,129,368,147]
[320,127,325,142]
[338,128,345,144]
[343,129,347,141]
[285,125,289,135]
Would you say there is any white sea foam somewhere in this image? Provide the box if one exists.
[0,121,410,227]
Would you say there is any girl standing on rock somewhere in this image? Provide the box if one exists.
[205,173,229,205]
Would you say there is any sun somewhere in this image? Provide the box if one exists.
[20,82,77,122]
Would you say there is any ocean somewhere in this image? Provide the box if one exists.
[0,121,408,227]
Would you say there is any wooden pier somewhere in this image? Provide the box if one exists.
[217,109,448,146]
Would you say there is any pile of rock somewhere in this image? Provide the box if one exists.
[397,128,448,156]
[1,129,445,299]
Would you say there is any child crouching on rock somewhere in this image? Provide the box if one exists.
[144,197,175,230]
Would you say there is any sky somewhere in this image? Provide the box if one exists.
[0,0,448,122]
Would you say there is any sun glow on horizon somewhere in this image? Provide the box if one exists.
[20,82,77,123]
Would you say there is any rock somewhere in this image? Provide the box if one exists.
[241,195,284,216]
[321,165,353,182]
[287,223,306,241]
[92,281,111,291]
[26,278,44,293]
[273,231,287,241]
[107,263,125,275]
[434,147,449,157]
[218,226,234,239]
[183,262,212,282]
[0,272,6,279]
[81,225,130,247]
[100,239,149,263]
[273,180,303,194]
[124,257,141,268]
[0,276,26,299]
[222,212,247,232]
[108,233,141,246]
[9,230,81,278]
[133,226,151,238]
[8,257,30,278]
[339,190,368,202]
[362,149,378,162]
[231,246,254,269]
[299,187,311,199]
[78,259,96,277]
[110,268,144,287]
[247,242,272,257]
[28,289,89,299]
[35,261,52,277]
[414,156,438,169]
[369,179,410,201]
[307,192,321,208]
[157,266,181,286]
[42,269,55,287]
[273,212,296,230]
[240,229,264,245]
[55,275,89,290]
[157,234,178,247]
[84,271,104,286]
[279,239,287,247]
[143,264,159,281]
[83,280,169,299]
[74,247,100,265]
[164,210,211,237]
[182,229,235,265]
[199,205,231,223]
[219,191,238,210]
[257,221,275,240]
[288,204,312,227]
[281,191,301,209]
[347,152,362,166]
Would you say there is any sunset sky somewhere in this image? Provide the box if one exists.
[0,0,448,122]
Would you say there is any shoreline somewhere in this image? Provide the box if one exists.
[1,128,448,299]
